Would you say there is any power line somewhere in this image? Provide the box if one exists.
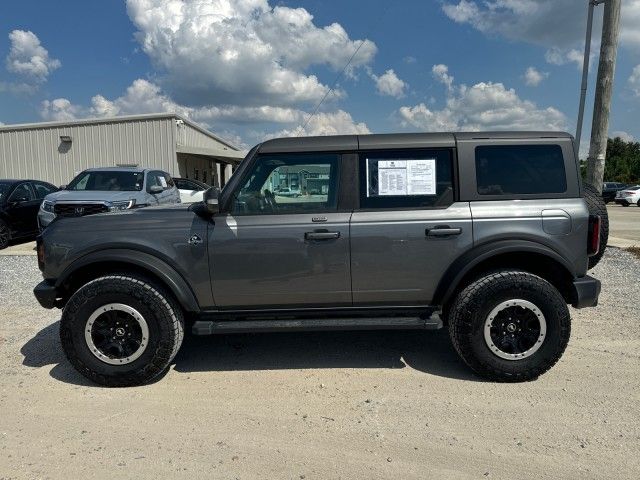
[297,39,368,136]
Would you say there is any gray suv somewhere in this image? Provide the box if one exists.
[33,132,605,387]
[38,167,180,229]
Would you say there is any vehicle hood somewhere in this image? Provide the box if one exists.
[44,190,140,203]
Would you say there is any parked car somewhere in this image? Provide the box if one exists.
[174,177,209,203]
[0,179,58,249]
[34,132,604,387]
[602,182,628,203]
[275,187,301,197]
[614,185,640,207]
[38,167,180,229]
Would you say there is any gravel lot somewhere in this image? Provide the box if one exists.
[0,249,639,479]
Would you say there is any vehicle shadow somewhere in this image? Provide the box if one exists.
[21,321,482,387]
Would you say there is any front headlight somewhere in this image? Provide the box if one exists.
[107,199,136,212]
[41,200,54,213]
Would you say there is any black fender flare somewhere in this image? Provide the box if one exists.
[434,239,575,306]
[56,248,200,312]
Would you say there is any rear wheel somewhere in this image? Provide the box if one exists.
[0,220,10,250]
[583,183,608,269]
[448,270,570,382]
[622,201,629,207]
[60,274,184,387]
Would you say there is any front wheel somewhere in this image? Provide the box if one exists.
[60,274,184,387]
[448,270,570,382]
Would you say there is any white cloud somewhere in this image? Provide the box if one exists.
[125,0,376,107]
[432,64,454,91]
[611,131,634,142]
[266,110,370,138]
[403,56,417,64]
[89,79,192,118]
[442,1,640,50]
[398,64,567,132]
[523,66,548,86]
[371,69,407,98]
[629,65,640,97]
[40,98,82,121]
[5,30,60,83]
[544,47,585,69]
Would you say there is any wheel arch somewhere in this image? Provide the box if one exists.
[434,240,577,308]
[56,249,200,312]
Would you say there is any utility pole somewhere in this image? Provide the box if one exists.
[585,0,621,193]
[575,0,601,156]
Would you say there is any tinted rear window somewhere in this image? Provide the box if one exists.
[475,145,566,195]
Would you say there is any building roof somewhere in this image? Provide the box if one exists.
[0,112,241,151]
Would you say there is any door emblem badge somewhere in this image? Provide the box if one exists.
[188,234,203,246]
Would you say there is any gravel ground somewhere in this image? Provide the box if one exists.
[0,249,639,479]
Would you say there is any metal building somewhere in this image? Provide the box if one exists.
[0,113,244,187]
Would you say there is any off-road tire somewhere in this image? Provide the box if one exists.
[0,219,10,250]
[583,183,608,269]
[60,274,184,387]
[448,270,571,382]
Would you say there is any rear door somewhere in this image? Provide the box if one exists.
[209,152,352,308]
[350,148,473,306]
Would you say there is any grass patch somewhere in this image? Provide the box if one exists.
[627,247,640,260]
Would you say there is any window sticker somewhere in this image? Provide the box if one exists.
[159,176,167,188]
[369,158,436,196]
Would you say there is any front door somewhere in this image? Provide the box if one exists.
[209,152,351,308]
[6,182,39,236]
[350,148,473,306]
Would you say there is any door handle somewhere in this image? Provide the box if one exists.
[426,226,462,237]
[305,230,340,241]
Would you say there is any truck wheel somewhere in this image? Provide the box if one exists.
[0,220,10,250]
[448,270,570,382]
[583,183,608,269]
[60,274,184,387]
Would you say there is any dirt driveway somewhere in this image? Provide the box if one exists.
[0,250,639,479]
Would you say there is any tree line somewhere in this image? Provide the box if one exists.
[581,136,640,184]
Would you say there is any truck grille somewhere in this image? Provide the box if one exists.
[54,203,108,218]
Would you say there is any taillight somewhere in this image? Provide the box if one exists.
[587,215,601,256]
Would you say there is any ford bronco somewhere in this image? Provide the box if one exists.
[33,132,605,386]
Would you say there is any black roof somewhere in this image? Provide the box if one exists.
[257,131,573,153]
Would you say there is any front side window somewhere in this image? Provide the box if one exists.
[475,144,566,195]
[67,171,144,191]
[9,183,34,202]
[231,153,340,215]
[360,149,454,209]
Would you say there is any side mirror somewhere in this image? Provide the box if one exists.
[203,186,221,214]
[149,185,163,194]
[59,184,67,190]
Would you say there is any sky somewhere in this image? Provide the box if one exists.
[0,0,639,154]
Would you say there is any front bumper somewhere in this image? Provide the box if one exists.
[571,275,601,309]
[33,280,60,309]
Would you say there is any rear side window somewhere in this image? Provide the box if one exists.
[475,145,566,195]
[359,149,454,209]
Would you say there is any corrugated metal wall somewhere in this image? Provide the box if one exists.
[0,117,176,185]
[177,121,236,155]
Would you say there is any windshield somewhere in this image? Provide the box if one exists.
[67,171,144,191]
[0,182,12,199]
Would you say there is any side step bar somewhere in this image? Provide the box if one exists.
[192,314,443,335]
